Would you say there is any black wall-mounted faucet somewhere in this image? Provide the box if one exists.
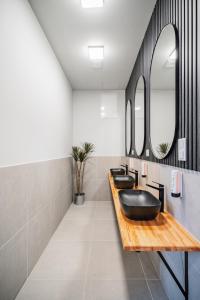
[146,181,164,212]
[120,164,139,188]
[120,164,128,175]
[129,169,138,188]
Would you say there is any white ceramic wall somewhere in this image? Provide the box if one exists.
[125,157,200,300]
[73,90,125,155]
[0,0,72,167]
[0,1,73,299]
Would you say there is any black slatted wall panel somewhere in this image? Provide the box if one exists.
[126,0,199,171]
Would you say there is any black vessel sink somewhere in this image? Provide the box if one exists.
[118,189,161,221]
[110,168,125,176]
[114,175,134,189]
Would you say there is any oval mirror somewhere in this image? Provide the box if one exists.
[150,24,177,159]
[126,99,132,155]
[135,76,145,156]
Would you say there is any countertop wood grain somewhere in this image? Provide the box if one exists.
[109,174,200,252]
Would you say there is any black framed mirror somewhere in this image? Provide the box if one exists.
[150,23,178,159]
[135,76,145,156]
[126,99,132,155]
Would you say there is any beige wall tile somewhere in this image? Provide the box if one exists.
[96,156,122,179]
[0,157,73,300]
[52,184,72,230]
[0,227,27,300]
[83,179,100,202]
[84,157,98,183]
[28,204,53,274]
[27,162,52,220]
[79,156,122,202]
[0,165,29,248]
[96,179,112,201]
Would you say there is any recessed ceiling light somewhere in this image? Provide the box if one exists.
[164,49,177,68]
[169,49,177,61]
[88,46,104,60]
[81,0,104,8]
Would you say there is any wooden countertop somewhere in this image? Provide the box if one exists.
[109,174,200,252]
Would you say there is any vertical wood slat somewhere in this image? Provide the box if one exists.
[181,0,186,169]
[192,0,197,170]
[185,0,189,169]
[188,0,193,169]
[125,0,198,171]
[197,0,200,170]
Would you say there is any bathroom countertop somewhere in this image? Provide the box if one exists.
[109,174,200,252]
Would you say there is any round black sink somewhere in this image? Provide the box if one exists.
[118,189,161,221]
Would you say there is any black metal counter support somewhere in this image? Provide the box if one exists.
[157,251,189,300]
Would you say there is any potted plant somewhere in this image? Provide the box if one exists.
[157,142,169,158]
[72,142,94,205]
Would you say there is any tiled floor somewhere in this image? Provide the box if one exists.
[16,201,168,300]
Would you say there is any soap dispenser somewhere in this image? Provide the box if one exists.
[171,170,183,197]
[130,158,134,170]
[141,161,148,178]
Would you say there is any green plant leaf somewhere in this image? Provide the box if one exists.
[71,142,95,194]
[72,146,80,161]
[83,142,95,154]
[157,143,169,157]
[78,149,87,162]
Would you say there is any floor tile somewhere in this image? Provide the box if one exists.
[95,201,114,207]
[65,204,94,220]
[85,279,152,300]
[81,201,113,208]
[29,241,90,280]
[148,280,169,300]
[14,191,168,300]
[16,280,84,300]
[91,220,120,242]
[93,206,116,220]
[139,252,159,279]
[88,242,144,280]
[81,201,97,207]
[52,218,93,242]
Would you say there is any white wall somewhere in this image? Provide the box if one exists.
[73,90,125,156]
[0,0,72,167]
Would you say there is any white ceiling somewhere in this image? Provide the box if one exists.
[29,0,156,90]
